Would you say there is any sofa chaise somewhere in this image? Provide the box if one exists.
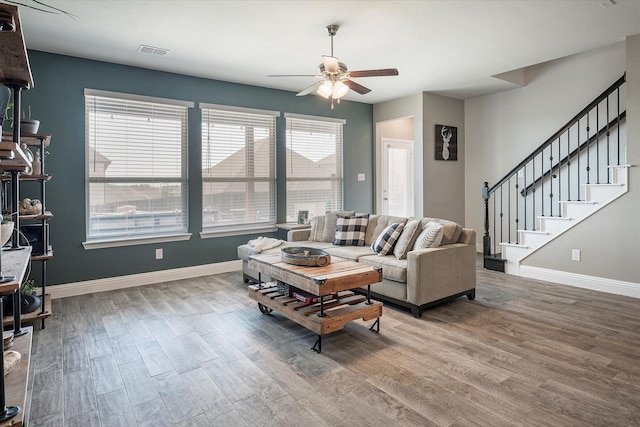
[237,212,476,317]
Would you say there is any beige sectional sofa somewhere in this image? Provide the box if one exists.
[237,213,476,317]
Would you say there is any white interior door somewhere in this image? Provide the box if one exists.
[381,138,414,217]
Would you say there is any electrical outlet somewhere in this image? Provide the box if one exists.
[155,248,163,260]
[357,173,365,181]
[571,249,580,261]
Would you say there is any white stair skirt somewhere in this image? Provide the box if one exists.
[501,165,629,276]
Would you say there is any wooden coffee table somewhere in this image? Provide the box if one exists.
[247,252,383,352]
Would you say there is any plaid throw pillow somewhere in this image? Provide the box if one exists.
[371,222,405,256]
[333,214,369,246]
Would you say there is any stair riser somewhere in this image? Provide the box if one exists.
[585,185,625,203]
[561,203,597,218]
[539,218,573,234]
[518,232,550,248]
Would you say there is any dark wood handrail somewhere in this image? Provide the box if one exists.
[520,111,626,196]
[488,74,626,194]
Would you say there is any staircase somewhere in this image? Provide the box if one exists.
[483,74,628,274]
[499,164,628,274]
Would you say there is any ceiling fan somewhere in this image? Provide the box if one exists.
[270,25,399,108]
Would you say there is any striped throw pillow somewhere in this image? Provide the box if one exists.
[370,223,405,256]
[413,222,444,250]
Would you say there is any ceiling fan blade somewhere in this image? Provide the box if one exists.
[322,55,340,74]
[296,81,324,96]
[343,79,371,95]
[269,74,319,77]
[349,68,399,78]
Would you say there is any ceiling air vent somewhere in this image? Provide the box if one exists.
[137,44,169,57]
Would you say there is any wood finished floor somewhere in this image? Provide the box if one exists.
[25,259,640,426]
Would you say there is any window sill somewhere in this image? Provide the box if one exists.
[83,233,192,250]
[200,225,277,239]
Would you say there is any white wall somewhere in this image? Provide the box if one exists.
[465,39,640,288]
[465,42,627,251]
[374,94,423,215]
[422,93,465,225]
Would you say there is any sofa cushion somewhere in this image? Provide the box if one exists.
[364,215,408,246]
[333,214,369,246]
[359,255,408,283]
[393,218,422,259]
[309,216,325,241]
[325,245,376,261]
[418,217,462,245]
[322,210,356,242]
[370,222,404,256]
[413,222,444,249]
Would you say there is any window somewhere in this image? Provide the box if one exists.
[285,113,344,222]
[84,89,192,244]
[201,104,278,234]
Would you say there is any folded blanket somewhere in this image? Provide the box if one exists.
[248,236,284,253]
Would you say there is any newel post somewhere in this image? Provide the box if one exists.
[482,182,490,257]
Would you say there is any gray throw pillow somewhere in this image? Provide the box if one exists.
[309,216,325,241]
[322,210,355,242]
[393,219,422,259]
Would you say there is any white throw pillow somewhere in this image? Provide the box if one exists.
[412,222,444,250]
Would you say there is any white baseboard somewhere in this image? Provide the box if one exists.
[49,260,243,299]
[518,265,640,299]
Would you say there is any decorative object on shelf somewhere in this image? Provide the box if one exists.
[435,124,457,161]
[281,246,331,267]
[297,210,309,225]
[20,142,34,174]
[2,331,13,350]
[0,215,13,246]
[0,87,9,133]
[3,350,20,376]
[20,119,39,134]
[3,279,42,315]
[19,105,39,134]
[32,149,41,175]
[19,197,42,215]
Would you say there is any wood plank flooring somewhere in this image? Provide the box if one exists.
[25,258,640,426]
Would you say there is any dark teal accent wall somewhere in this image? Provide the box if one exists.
[22,51,373,286]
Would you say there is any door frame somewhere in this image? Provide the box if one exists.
[377,137,414,217]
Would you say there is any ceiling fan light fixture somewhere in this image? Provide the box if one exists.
[316,80,349,100]
[317,81,333,99]
[333,80,349,98]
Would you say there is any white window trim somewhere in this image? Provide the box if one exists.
[284,112,346,124]
[200,104,278,234]
[82,233,192,250]
[85,88,194,108]
[199,102,280,117]
[85,90,191,243]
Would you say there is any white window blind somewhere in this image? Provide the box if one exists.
[85,90,191,241]
[201,105,277,232]
[285,114,344,222]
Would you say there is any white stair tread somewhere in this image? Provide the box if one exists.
[538,216,572,220]
[499,242,530,248]
[559,200,596,205]
[586,182,625,187]
[517,229,549,235]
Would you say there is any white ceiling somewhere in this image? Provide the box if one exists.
[14,0,640,103]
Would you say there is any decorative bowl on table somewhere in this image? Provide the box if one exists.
[281,246,331,267]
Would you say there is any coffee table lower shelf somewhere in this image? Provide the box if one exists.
[248,282,382,352]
